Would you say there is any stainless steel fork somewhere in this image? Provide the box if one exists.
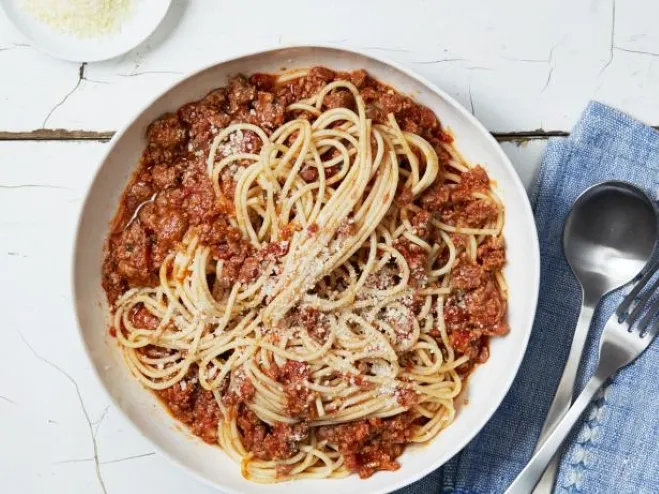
[506,259,659,494]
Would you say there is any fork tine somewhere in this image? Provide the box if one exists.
[626,276,659,327]
[618,259,659,323]
[645,317,659,339]
[633,292,659,335]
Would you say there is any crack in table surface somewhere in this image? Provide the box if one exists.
[0,128,579,143]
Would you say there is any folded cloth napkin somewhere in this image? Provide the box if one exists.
[398,102,659,494]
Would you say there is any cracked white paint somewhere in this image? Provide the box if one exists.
[0,0,658,133]
[41,63,87,127]
[13,327,108,493]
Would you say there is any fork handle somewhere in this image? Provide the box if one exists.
[531,302,596,493]
[505,373,605,494]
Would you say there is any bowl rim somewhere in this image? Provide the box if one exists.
[71,44,541,494]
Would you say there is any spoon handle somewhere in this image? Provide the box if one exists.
[531,298,597,493]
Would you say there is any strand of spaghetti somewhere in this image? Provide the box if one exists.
[210,153,260,195]
[276,69,310,83]
[278,121,313,200]
[428,230,457,277]
[207,123,270,176]
[329,150,399,270]
[385,114,420,188]
[439,140,470,173]
[286,102,321,116]
[433,219,499,236]
[257,330,336,362]
[405,132,441,194]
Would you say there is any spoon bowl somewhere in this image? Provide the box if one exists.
[564,180,657,300]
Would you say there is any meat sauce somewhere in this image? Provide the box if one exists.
[102,66,506,478]
[317,413,416,478]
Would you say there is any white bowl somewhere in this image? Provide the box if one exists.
[73,46,540,494]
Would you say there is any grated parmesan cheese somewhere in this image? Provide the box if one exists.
[376,379,398,397]
[218,130,246,157]
[20,0,133,38]
[289,429,305,441]
[370,361,392,377]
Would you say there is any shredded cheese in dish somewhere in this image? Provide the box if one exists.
[20,0,133,38]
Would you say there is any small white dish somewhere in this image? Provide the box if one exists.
[0,0,172,62]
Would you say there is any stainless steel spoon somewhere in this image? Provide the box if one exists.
[532,180,657,494]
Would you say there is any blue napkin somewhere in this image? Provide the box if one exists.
[399,102,659,494]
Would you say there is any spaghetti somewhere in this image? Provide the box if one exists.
[102,67,507,482]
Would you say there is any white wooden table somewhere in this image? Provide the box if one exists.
[2,1,658,492]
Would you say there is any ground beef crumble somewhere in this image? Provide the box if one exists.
[317,413,417,478]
